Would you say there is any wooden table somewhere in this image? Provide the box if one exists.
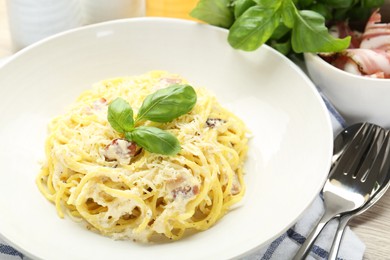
[0,1,389,259]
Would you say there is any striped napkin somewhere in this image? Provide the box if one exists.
[0,58,365,260]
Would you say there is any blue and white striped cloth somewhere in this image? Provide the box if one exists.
[244,197,365,260]
[0,57,365,260]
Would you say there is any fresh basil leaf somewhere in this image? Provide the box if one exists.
[252,0,282,7]
[269,39,291,55]
[291,10,351,53]
[333,7,349,21]
[362,0,384,8]
[233,0,257,19]
[107,97,134,133]
[296,0,314,8]
[129,126,181,156]
[136,84,197,123]
[309,3,332,21]
[346,6,373,21]
[281,0,296,28]
[228,5,281,51]
[190,0,234,28]
[270,24,290,40]
[322,0,357,8]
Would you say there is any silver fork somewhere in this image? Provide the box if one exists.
[328,130,390,260]
[293,123,387,260]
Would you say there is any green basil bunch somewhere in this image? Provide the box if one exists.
[107,84,197,156]
[191,0,384,56]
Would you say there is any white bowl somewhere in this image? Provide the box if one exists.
[304,52,390,128]
[0,18,333,260]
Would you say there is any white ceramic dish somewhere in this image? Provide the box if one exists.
[304,52,390,128]
[0,18,333,260]
[304,1,390,128]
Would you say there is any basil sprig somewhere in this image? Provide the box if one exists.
[107,84,197,156]
[107,97,134,133]
[191,0,384,56]
[136,84,197,123]
[126,126,181,156]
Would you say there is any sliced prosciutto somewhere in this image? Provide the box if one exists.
[360,9,390,51]
[325,49,390,78]
[320,9,390,79]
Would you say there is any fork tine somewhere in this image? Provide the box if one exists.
[331,123,375,177]
[344,124,379,176]
[379,131,390,182]
[331,123,364,168]
[375,131,390,186]
[364,131,390,190]
[354,127,386,181]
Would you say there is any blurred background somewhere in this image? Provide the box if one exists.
[0,0,199,56]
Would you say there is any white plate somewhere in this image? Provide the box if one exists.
[0,18,333,260]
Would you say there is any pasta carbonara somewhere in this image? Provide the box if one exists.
[36,71,249,242]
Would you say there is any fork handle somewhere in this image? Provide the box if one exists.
[293,212,336,260]
[328,214,353,260]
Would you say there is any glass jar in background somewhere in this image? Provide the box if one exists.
[6,0,146,51]
[82,0,145,24]
[6,0,83,51]
[146,0,199,20]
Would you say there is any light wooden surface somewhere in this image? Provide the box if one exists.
[1,1,389,259]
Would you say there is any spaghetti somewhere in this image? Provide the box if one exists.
[36,71,249,242]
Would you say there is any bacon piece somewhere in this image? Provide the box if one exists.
[171,185,199,199]
[92,98,107,111]
[330,22,362,49]
[346,49,390,78]
[83,98,107,115]
[368,72,386,78]
[360,9,390,51]
[205,118,226,128]
[154,77,184,90]
[163,77,183,84]
[166,175,199,200]
[103,138,140,164]
[322,49,390,78]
